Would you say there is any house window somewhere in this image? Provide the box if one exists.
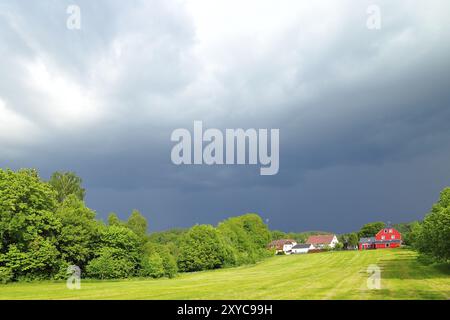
[381,236,385,240]
[389,229,393,233]
[391,235,395,239]
[386,243,390,247]
[384,229,387,233]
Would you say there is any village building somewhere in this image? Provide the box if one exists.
[359,226,402,250]
[291,243,314,254]
[306,234,339,249]
[267,239,297,254]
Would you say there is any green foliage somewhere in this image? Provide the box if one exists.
[48,171,85,203]
[177,225,231,272]
[339,233,359,249]
[143,242,178,278]
[0,266,13,284]
[393,221,419,246]
[55,195,100,268]
[140,253,165,278]
[270,230,332,244]
[358,221,385,238]
[98,225,141,261]
[147,228,187,259]
[147,228,187,245]
[218,213,271,265]
[413,187,450,262]
[86,247,136,279]
[161,251,178,278]
[86,225,142,279]
[0,169,61,280]
[127,209,148,239]
[270,230,286,241]
[107,212,122,226]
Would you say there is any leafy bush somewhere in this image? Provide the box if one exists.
[140,253,165,278]
[55,195,100,268]
[86,248,136,279]
[218,214,271,265]
[177,225,231,272]
[161,251,178,278]
[0,266,13,284]
[85,225,142,279]
[142,243,178,278]
[413,187,450,262]
[0,169,61,280]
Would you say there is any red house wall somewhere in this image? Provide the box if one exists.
[374,227,401,249]
[359,227,402,250]
[375,228,401,241]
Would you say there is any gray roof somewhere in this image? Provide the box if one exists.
[292,244,311,249]
[359,237,376,243]
[359,237,402,244]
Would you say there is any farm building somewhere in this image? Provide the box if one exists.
[359,226,402,250]
[306,234,339,249]
[291,243,314,254]
[267,239,297,254]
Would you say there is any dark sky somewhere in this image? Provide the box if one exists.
[1,0,450,233]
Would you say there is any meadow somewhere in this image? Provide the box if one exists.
[1,249,449,300]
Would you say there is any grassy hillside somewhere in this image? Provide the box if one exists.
[1,249,449,300]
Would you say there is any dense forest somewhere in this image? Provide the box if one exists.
[1,168,449,284]
[0,169,272,283]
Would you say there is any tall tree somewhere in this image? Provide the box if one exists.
[413,187,450,262]
[107,212,122,226]
[218,213,271,265]
[0,169,61,281]
[48,171,86,203]
[358,222,385,238]
[339,233,359,249]
[178,225,231,272]
[55,194,100,268]
[127,210,148,238]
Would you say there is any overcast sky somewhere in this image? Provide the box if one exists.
[1,0,450,233]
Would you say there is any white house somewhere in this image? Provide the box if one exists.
[282,241,297,254]
[306,234,339,249]
[267,239,297,255]
[291,243,314,254]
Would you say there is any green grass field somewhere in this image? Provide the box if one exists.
[1,249,449,300]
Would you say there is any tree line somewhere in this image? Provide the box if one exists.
[1,168,448,283]
[0,168,271,283]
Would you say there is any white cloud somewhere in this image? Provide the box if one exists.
[23,58,103,129]
[0,97,40,157]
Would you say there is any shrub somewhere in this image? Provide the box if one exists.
[0,169,61,280]
[0,267,13,284]
[177,225,231,272]
[140,253,165,278]
[217,214,272,266]
[413,187,450,262]
[86,248,135,279]
[160,250,178,278]
[142,243,178,278]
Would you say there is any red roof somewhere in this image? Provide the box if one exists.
[306,234,335,245]
[267,239,296,250]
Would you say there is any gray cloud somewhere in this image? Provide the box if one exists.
[1,0,450,232]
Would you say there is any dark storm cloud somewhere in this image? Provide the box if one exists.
[1,0,450,232]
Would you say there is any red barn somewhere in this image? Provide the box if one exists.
[359,226,402,250]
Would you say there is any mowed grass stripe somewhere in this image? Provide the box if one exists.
[0,249,449,300]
